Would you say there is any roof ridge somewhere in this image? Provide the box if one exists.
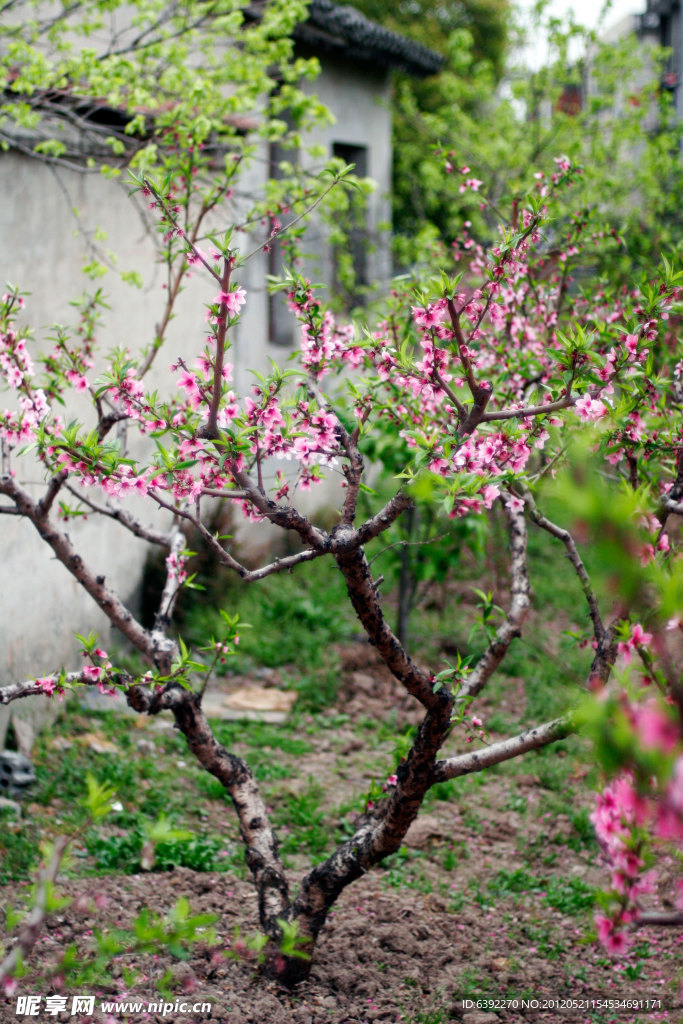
[300,0,444,77]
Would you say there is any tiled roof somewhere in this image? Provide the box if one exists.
[248,1,443,77]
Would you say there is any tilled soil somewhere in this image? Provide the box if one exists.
[0,867,680,1024]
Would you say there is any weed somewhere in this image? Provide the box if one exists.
[0,810,40,882]
[447,891,465,913]
[505,791,528,814]
[566,807,599,852]
[441,848,457,871]
[485,869,595,915]
[430,779,457,803]
[86,823,227,874]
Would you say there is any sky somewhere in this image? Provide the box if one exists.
[543,0,640,30]
[519,0,644,67]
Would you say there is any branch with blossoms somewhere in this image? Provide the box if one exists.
[1,157,683,988]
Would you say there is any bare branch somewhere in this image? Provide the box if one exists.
[522,488,605,642]
[160,692,290,937]
[333,544,438,710]
[636,911,683,927]
[64,483,173,548]
[433,369,467,421]
[354,491,413,546]
[149,488,327,581]
[460,500,531,699]
[230,468,329,550]
[431,717,573,784]
[479,391,590,423]
[292,694,453,975]
[239,175,345,264]
[36,469,69,519]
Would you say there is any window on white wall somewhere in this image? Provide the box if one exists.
[268,138,298,347]
[332,142,369,307]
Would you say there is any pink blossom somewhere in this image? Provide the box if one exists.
[630,623,652,647]
[481,484,500,509]
[66,369,89,391]
[177,370,199,395]
[595,914,614,945]
[36,676,56,696]
[604,929,632,955]
[504,495,524,512]
[459,178,483,193]
[575,395,607,422]
[216,287,247,316]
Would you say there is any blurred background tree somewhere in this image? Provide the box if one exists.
[347,0,683,286]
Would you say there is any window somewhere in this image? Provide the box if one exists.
[268,138,298,347]
[332,142,369,307]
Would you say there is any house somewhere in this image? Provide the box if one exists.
[0,2,441,748]
[634,0,681,114]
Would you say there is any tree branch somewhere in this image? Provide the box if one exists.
[154,528,186,633]
[430,717,573,784]
[36,469,70,519]
[333,544,438,710]
[146,691,291,938]
[460,500,530,699]
[205,255,233,438]
[0,668,135,706]
[149,488,327,580]
[522,488,605,643]
[305,377,363,527]
[636,911,683,927]
[229,468,329,550]
[290,693,453,980]
[353,491,414,546]
[64,483,173,548]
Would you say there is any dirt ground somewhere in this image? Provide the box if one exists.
[1,645,682,1024]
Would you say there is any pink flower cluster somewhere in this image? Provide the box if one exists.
[165,550,188,586]
[592,699,683,954]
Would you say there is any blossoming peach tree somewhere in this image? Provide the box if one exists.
[1,155,682,987]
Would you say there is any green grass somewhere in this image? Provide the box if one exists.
[0,807,40,883]
[485,868,596,915]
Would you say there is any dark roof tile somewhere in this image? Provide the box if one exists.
[300,0,443,76]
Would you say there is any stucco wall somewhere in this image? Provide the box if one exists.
[0,57,392,745]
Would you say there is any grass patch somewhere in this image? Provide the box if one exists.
[486,868,596,915]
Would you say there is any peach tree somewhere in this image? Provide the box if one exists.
[1,154,682,986]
